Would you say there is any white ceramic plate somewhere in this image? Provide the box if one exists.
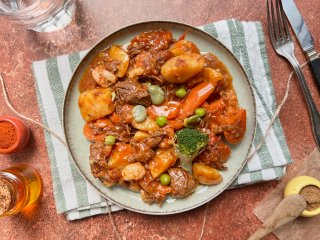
[63,21,256,215]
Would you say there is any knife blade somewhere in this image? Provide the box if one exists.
[282,0,320,90]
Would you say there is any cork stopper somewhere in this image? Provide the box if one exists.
[0,179,13,215]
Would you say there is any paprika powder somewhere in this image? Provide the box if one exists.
[0,122,17,149]
[0,116,30,154]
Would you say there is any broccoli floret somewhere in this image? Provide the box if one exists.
[175,128,209,172]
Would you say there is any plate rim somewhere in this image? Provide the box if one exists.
[62,20,256,215]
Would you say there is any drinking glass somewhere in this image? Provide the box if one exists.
[0,0,76,32]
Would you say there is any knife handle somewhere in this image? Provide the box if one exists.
[309,57,320,91]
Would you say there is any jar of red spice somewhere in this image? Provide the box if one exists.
[0,116,30,154]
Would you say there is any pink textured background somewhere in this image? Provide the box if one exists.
[0,0,319,239]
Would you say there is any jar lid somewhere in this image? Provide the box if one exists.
[0,179,13,215]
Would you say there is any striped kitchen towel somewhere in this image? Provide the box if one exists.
[32,19,291,221]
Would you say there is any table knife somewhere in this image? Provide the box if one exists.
[282,0,320,90]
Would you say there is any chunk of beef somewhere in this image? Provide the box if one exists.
[128,50,174,78]
[153,50,174,73]
[104,123,131,142]
[89,143,111,179]
[132,51,156,77]
[139,171,171,204]
[115,79,152,106]
[138,75,166,85]
[168,168,198,198]
[198,135,230,170]
[129,145,156,163]
[89,142,123,186]
[103,55,121,73]
[88,119,132,142]
[119,180,141,192]
[157,128,175,149]
[140,189,166,204]
[127,29,173,57]
[129,129,166,163]
[220,89,239,108]
[111,101,134,124]
[205,102,246,144]
[161,83,181,101]
[221,107,246,144]
[140,129,166,148]
[98,168,122,187]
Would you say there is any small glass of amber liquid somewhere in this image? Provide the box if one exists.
[0,164,42,217]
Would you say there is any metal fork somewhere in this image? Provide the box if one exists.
[267,0,320,150]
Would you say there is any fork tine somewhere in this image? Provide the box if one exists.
[267,0,276,46]
[270,0,280,42]
[276,0,285,41]
[280,0,292,41]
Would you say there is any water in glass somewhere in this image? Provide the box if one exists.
[0,0,76,32]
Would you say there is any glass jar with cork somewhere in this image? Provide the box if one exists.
[0,164,42,217]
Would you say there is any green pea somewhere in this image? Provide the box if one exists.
[160,173,171,185]
[105,135,116,145]
[183,115,201,128]
[148,85,165,105]
[133,105,147,123]
[156,116,167,127]
[175,88,187,98]
[195,108,206,117]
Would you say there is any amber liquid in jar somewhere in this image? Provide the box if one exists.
[0,164,42,216]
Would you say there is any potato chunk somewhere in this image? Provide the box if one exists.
[161,53,205,83]
[133,131,150,142]
[108,143,133,170]
[108,45,130,77]
[149,148,178,179]
[192,163,222,185]
[78,88,114,122]
[132,117,159,133]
